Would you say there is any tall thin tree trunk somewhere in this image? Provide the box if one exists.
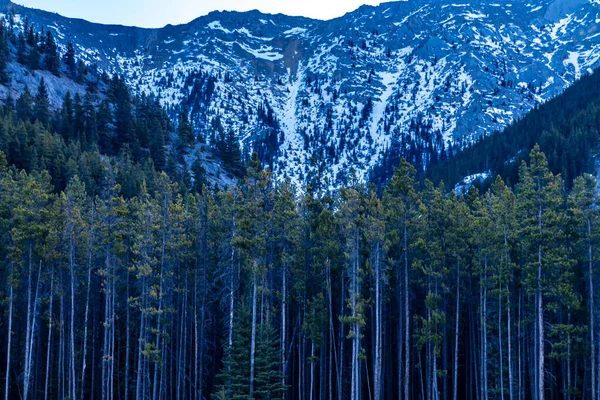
[282,259,288,397]
[453,258,460,400]
[102,251,110,400]
[23,244,33,400]
[518,290,523,400]
[310,342,315,400]
[351,230,360,400]
[153,194,168,400]
[69,207,77,400]
[45,269,54,400]
[228,195,237,350]
[403,211,410,400]
[482,258,489,400]
[505,225,514,400]
[374,242,382,400]
[499,280,505,399]
[508,284,514,400]
[339,273,345,400]
[589,218,596,400]
[125,269,131,400]
[327,260,338,400]
[538,199,545,400]
[4,263,13,400]
[81,202,94,400]
[250,265,258,395]
[198,202,207,400]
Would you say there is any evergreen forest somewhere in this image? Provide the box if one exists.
[2,142,600,400]
[2,10,600,400]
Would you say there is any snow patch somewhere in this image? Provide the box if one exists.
[283,27,307,36]
[237,42,283,61]
[564,51,580,78]
[208,21,231,34]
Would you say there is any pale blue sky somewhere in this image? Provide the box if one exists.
[13,0,388,28]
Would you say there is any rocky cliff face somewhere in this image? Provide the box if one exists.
[3,0,600,187]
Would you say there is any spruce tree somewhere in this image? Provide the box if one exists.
[178,109,194,148]
[42,31,60,75]
[63,42,76,76]
[34,78,51,126]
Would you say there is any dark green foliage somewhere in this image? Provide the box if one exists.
[1,142,600,400]
[0,19,10,85]
[63,41,76,75]
[33,78,50,126]
[425,67,600,190]
[213,305,252,400]
[42,31,60,75]
[215,128,243,177]
[177,108,194,148]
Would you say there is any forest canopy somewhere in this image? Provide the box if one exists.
[0,144,598,400]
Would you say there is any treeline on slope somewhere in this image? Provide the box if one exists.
[1,145,599,400]
[0,14,247,193]
[424,67,600,190]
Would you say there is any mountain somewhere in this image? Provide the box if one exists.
[3,0,600,187]
[427,62,600,193]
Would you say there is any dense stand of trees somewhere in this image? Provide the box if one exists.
[1,144,599,400]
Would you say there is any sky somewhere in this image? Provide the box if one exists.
[13,0,388,28]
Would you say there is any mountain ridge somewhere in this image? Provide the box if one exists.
[2,0,600,187]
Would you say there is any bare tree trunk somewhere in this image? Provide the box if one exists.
[45,269,54,400]
[228,195,237,350]
[453,258,460,400]
[69,207,77,400]
[589,218,596,400]
[518,290,523,400]
[351,230,361,400]
[310,342,315,400]
[404,212,410,400]
[81,202,95,400]
[125,269,131,400]
[432,280,439,400]
[374,242,382,400]
[508,284,514,400]
[538,200,545,400]
[326,260,338,400]
[153,194,168,400]
[504,225,514,400]
[102,251,110,400]
[23,245,33,400]
[197,203,207,400]
[499,281,505,399]
[482,259,489,400]
[339,274,345,400]
[4,263,13,400]
[59,289,65,400]
[282,259,288,398]
[250,264,258,396]
[25,262,42,400]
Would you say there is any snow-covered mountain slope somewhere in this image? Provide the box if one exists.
[3,0,600,187]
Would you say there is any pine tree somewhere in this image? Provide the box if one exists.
[16,86,33,122]
[338,184,367,400]
[178,109,194,148]
[34,78,51,126]
[516,145,574,400]
[0,20,10,85]
[43,31,60,75]
[212,304,252,400]
[63,42,76,76]
[255,319,286,400]
[568,174,599,400]
[383,159,419,400]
